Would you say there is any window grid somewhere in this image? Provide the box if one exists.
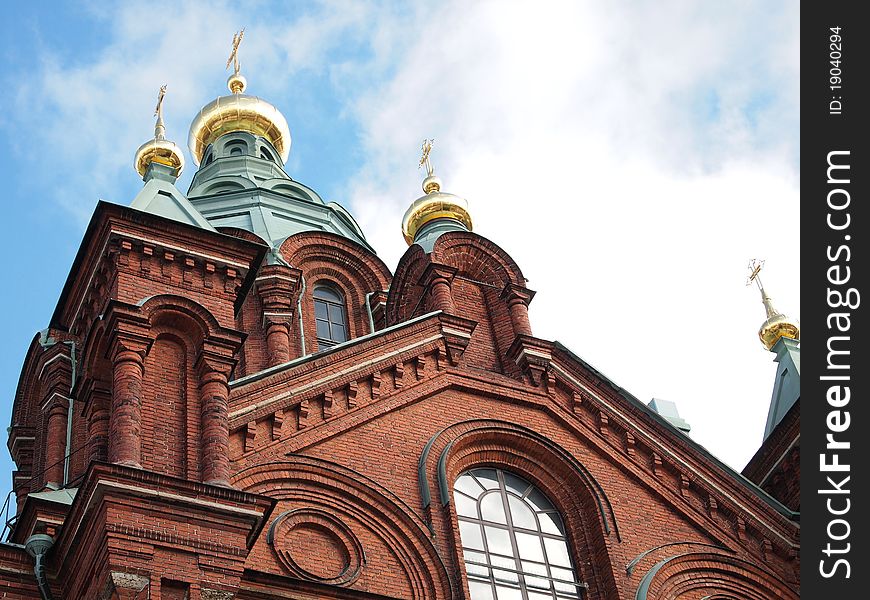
[455,469,584,600]
[313,285,348,348]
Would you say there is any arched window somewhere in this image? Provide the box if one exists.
[313,285,348,348]
[454,468,584,599]
[260,147,274,161]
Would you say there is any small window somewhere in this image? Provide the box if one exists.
[455,468,583,599]
[313,285,348,348]
[260,147,274,161]
[229,146,243,156]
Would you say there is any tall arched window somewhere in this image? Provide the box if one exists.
[454,468,584,599]
[313,285,348,348]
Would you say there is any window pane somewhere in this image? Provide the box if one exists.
[454,491,478,517]
[313,287,341,302]
[515,531,545,561]
[456,474,484,497]
[473,469,500,490]
[480,492,507,524]
[543,538,572,567]
[331,323,347,342]
[328,302,345,324]
[468,581,494,600]
[484,526,512,556]
[538,511,564,535]
[528,592,554,600]
[503,472,531,496]
[508,495,537,530]
[495,586,522,600]
[526,488,554,512]
[492,568,519,585]
[460,521,485,551]
[315,319,331,340]
[314,301,328,318]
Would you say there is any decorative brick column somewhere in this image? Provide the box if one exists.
[501,283,536,337]
[43,396,69,488]
[420,263,458,314]
[109,339,149,468]
[256,265,302,367]
[82,380,112,464]
[38,343,74,488]
[197,348,235,486]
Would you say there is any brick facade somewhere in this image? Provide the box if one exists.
[3,161,798,598]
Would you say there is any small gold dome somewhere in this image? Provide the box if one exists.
[188,93,291,166]
[134,137,185,178]
[759,314,800,351]
[401,184,473,245]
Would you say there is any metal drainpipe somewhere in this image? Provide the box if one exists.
[364,291,376,334]
[297,275,307,357]
[62,341,77,487]
[25,533,55,600]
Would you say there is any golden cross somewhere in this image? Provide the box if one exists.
[419,138,434,176]
[746,258,765,290]
[154,84,167,119]
[226,28,245,74]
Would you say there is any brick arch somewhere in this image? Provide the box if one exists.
[635,552,799,600]
[431,231,525,287]
[278,231,392,293]
[139,294,226,347]
[232,455,454,599]
[419,419,620,600]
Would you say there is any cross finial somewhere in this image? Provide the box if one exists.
[226,28,245,75]
[153,84,168,140]
[419,138,435,177]
[746,258,765,291]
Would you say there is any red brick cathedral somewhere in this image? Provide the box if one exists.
[2,45,800,599]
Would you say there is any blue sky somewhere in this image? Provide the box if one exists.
[0,1,799,504]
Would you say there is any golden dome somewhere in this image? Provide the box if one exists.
[134,138,185,178]
[401,174,473,245]
[188,75,291,167]
[134,84,184,178]
[759,313,800,351]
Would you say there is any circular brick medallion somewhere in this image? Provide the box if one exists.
[267,508,364,584]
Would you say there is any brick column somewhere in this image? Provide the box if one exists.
[38,342,74,488]
[420,263,458,314]
[501,283,536,337]
[256,265,302,367]
[109,342,148,468]
[83,381,112,464]
[43,396,69,487]
[197,351,235,486]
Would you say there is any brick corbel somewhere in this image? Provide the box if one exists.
[437,313,477,366]
[506,335,554,387]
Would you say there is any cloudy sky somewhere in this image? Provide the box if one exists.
[0,1,799,499]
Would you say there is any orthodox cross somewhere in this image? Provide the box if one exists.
[153,84,168,140]
[154,84,167,119]
[746,258,765,291]
[419,138,435,176]
[226,28,245,75]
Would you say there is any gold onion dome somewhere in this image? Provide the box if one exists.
[747,260,800,351]
[402,140,473,245]
[135,84,185,178]
[188,30,290,166]
[758,301,800,351]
